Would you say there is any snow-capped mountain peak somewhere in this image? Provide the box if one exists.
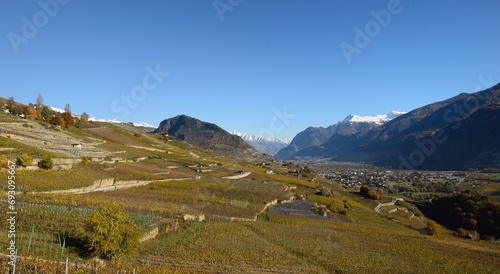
[232,130,291,144]
[342,111,406,125]
[87,117,156,130]
[88,117,123,124]
[232,130,291,155]
[133,122,156,128]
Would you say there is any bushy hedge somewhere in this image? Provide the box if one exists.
[360,185,380,200]
[38,155,53,170]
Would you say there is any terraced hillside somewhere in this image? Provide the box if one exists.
[0,113,109,159]
[0,110,499,273]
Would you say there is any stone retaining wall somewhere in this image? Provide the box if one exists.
[39,178,149,194]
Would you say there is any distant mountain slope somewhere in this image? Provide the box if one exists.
[153,115,255,153]
[132,122,157,133]
[275,111,405,160]
[296,83,500,170]
[232,130,290,155]
[412,105,500,170]
[275,126,337,160]
[86,116,156,132]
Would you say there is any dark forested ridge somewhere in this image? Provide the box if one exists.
[291,83,500,170]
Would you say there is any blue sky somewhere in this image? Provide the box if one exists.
[1,0,499,140]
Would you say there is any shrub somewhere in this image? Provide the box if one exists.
[38,155,53,170]
[0,155,8,168]
[17,153,32,167]
[426,220,442,236]
[327,202,337,212]
[313,205,325,216]
[86,204,141,260]
[81,156,92,164]
[22,123,33,128]
[360,185,381,200]
[457,227,468,237]
[342,201,352,215]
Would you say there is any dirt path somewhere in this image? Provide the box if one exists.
[374,200,396,213]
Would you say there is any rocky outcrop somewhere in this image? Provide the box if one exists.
[153,115,255,152]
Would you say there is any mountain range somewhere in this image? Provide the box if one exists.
[284,83,500,170]
[95,83,499,171]
[275,111,406,160]
[232,130,291,155]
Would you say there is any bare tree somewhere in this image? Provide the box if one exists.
[7,97,17,114]
[65,103,71,114]
[36,93,44,107]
